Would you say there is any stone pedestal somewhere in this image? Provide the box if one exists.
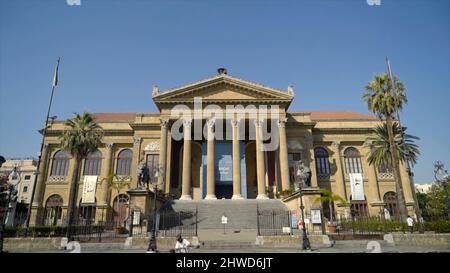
[127,188,152,222]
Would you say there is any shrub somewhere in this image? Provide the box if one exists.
[424,220,450,233]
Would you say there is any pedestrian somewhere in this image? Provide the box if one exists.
[406,215,414,233]
[175,234,191,253]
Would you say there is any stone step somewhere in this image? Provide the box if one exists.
[160,199,289,231]
[79,243,126,249]
[332,240,388,247]
[200,241,256,248]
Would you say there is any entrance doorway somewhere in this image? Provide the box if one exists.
[215,142,233,199]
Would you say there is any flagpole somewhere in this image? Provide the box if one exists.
[386,57,424,232]
[24,57,60,236]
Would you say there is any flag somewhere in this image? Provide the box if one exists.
[52,58,60,87]
[386,57,395,83]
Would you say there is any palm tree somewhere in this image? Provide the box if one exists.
[314,188,348,223]
[60,112,103,237]
[363,73,408,220]
[100,173,130,227]
[367,123,420,168]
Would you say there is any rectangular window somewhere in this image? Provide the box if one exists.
[23,186,28,192]
[288,153,302,185]
[146,154,160,183]
[24,175,31,180]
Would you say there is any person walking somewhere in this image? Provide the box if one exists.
[406,215,414,233]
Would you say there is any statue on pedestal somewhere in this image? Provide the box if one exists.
[137,161,149,189]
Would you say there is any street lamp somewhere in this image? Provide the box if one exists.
[147,167,162,253]
[433,161,450,220]
[295,161,311,250]
[0,165,21,253]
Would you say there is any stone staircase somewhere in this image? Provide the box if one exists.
[160,199,288,231]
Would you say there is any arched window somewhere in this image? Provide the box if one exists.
[314,147,330,176]
[116,149,132,175]
[383,191,399,219]
[112,194,129,226]
[83,150,102,176]
[50,150,70,176]
[344,147,363,174]
[44,194,63,226]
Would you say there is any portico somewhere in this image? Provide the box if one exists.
[152,69,294,201]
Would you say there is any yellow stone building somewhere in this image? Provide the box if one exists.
[30,69,416,226]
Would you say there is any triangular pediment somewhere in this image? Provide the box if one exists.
[152,75,294,104]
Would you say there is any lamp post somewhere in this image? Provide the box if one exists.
[295,161,311,250]
[147,167,162,253]
[433,161,450,220]
[0,165,21,253]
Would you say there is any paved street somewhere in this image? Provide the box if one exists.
[6,242,450,253]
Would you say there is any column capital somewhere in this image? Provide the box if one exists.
[133,137,142,145]
[104,142,114,149]
[277,118,288,128]
[331,141,341,149]
[304,134,313,143]
[160,118,169,128]
[231,118,241,127]
[183,119,192,127]
[363,140,373,148]
[253,119,264,127]
[206,118,216,128]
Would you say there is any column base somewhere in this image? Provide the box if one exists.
[256,194,269,200]
[232,194,244,199]
[204,195,217,200]
[179,195,192,201]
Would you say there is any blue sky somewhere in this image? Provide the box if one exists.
[0,0,449,183]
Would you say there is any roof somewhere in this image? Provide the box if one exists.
[292,110,377,121]
[89,110,376,122]
[91,113,136,122]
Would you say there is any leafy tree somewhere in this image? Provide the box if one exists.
[367,123,420,168]
[363,73,408,219]
[314,188,348,223]
[60,112,103,233]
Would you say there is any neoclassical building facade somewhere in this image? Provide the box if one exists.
[30,69,416,225]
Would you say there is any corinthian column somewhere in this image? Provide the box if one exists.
[30,143,50,225]
[331,141,347,200]
[131,136,142,188]
[363,141,381,203]
[255,119,268,199]
[32,144,50,208]
[158,119,169,189]
[278,118,290,191]
[232,119,243,199]
[101,143,114,206]
[180,119,192,200]
[399,161,414,203]
[205,118,217,200]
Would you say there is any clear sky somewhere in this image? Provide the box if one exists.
[1,0,449,183]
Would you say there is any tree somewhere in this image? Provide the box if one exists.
[100,173,130,226]
[363,73,408,220]
[314,188,348,223]
[60,112,103,236]
[367,123,420,168]
[416,192,429,210]
[425,184,450,213]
